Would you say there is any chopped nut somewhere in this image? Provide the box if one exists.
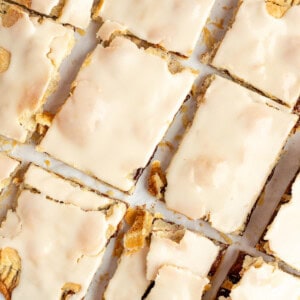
[0,48,11,73]
[61,282,81,300]
[265,0,299,18]
[0,248,21,299]
[1,7,23,28]
[123,209,153,254]
[147,161,167,200]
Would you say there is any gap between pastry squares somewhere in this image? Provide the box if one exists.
[0,0,300,299]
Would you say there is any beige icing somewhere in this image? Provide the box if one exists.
[146,229,219,280]
[13,0,94,29]
[165,76,298,234]
[212,0,300,108]
[96,0,215,56]
[265,172,300,270]
[97,20,127,41]
[146,265,208,300]
[0,166,126,299]
[104,246,150,300]
[0,153,19,192]
[24,164,114,210]
[39,35,196,192]
[0,5,74,142]
[229,259,300,299]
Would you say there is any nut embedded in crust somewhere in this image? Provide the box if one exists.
[147,160,167,200]
[0,248,21,300]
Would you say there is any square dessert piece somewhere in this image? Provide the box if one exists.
[164,75,298,234]
[39,30,197,193]
[94,0,216,56]
[0,3,74,142]
[104,209,222,300]
[0,153,19,192]
[218,255,300,300]
[11,0,94,29]
[0,164,126,299]
[263,171,300,271]
[210,0,300,108]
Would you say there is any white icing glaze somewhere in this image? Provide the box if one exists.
[58,0,94,29]
[165,76,298,233]
[230,259,300,299]
[24,164,114,210]
[212,0,300,108]
[104,246,150,300]
[265,172,300,270]
[146,265,209,300]
[13,0,93,29]
[0,189,125,299]
[146,229,219,280]
[0,153,19,192]
[97,20,127,41]
[0,5,74,142]
[39,35,196,192]
[97,0,215,56]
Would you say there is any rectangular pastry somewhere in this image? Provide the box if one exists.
[0,164,126,299]
[10,0,94,29]
[0,153,19,192]
[38,25,196,193]
[210,0,300,108]
[218,254,300,299]
[164,75,298,234]
[263,170,300,271]
[94,0,216,56]
[104,208,224,300]
[0,2,74,142]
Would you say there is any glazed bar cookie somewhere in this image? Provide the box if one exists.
[218,255,300,299]
[0,3,74,142]
[210,0,300,108]
[0,153,19,192]
[0,164,126,299]
[104,209,223,300]
[94,0,216,57]
[39,28,196,193]
[10,0,94,29]
[164,75,298,234]
[263,171,300,271]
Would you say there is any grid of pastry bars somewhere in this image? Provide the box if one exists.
[0,0,300,299]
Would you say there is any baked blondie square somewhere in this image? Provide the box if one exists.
[104,208,223,300]
[38,25,196,193]
[0,164,126,299]
[164,75,298,234]
[94,0,216,57]
[0,153,19,192]
[210,0,300,108]
[218,255,300,300]
[263,170,300,271]
[0,2,74,142]
[10,0,94,29]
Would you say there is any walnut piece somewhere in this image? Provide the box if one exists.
[147,160,167,200]
[265,0,300,18]
[0,248,21,300]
